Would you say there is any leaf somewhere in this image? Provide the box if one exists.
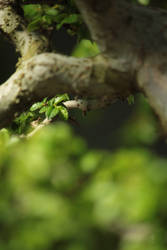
[56,14,80,29]
[44,8,59,17]
[72,39,100,58]
[23,4,42,21]
[49,107,59,119]
[42,97,48,104]
[48,98,55,106]
[61,14,80,24]
[42,15,52,25]
[27,17,42,31]
[39,106,48,114]
[54,13,67,27]
[45,106,54,119]
[30,102,43,111]
[14,111,34,134]
[58,106,69,120]
[54,94,69,105]
[15,112,30,124]
[127,95,135,105]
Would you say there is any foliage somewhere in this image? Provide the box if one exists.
[72,39,100,58]
[0,120,167,250]
[127,95,135,105]
[13,94,69,134]
[120,95,158,146]
[22,1,89,40]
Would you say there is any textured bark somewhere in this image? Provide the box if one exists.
[0,0,167,130]
[0,0,48,63]
[76,0,167,130]
[0,53,130,128]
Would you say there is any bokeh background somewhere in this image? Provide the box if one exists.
[1,0,167,249]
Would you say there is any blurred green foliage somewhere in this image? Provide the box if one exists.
[137,0,150,5]
[0,118,167,250]
[72,40,100,58]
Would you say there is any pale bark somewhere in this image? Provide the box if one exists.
[0,0,167,130]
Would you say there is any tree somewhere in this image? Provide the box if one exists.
[1,1,167,250]
[0,0,167,131]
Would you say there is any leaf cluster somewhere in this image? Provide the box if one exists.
[14,94,69,134]
[22,0,89,40]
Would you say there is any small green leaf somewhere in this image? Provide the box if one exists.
[15,112,31,124]
[14,111,34,134]
[45,106,54,119]
[23,4,42,21]
[49,107,59,119]
[54,13,67,27]
[54,94,69,105]
[42,15,52,25]
[30,102,43,111]
[44,8,59,17]
[56,14,80,30]
[127,95,135,105]
[42,97,48,104]
[48,98,55,106]
[58,106,69,120]
[27,17,42,31]
[39,106,48,114]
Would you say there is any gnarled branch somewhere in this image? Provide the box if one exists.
[0,52,132,128]
[0,0,167,131]
[0,0,49,63]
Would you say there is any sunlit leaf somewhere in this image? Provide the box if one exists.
[58,106,69,120]
[49,107,59,119]
[39,105,48,114]
[30,102,43,111]
[54,94,69,105]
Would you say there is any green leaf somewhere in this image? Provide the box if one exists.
[56,14,80,29]
[72,39,100,58]
[39,106,48,114]
[27,17,42,31]
[58,106,69,120]
[42,97,48,104]
[54,94,69,105]
[61,14,80,24]
[127,95,135,105]
[48,98,55,106]
[30,102,43,111]
[14,111,34,134]
[42,15,52,25]
[49,107,59,119]
[45,106,54,119]
[23,4,42,21]
[54,13,67,27]
[44,8,59,17]
[15,112,32,124]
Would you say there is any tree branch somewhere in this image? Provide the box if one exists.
[0,52,132,128]
[0,0,49,64]
[26,98,115,138]
[1,0,167,131]
[75,0,167,131]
